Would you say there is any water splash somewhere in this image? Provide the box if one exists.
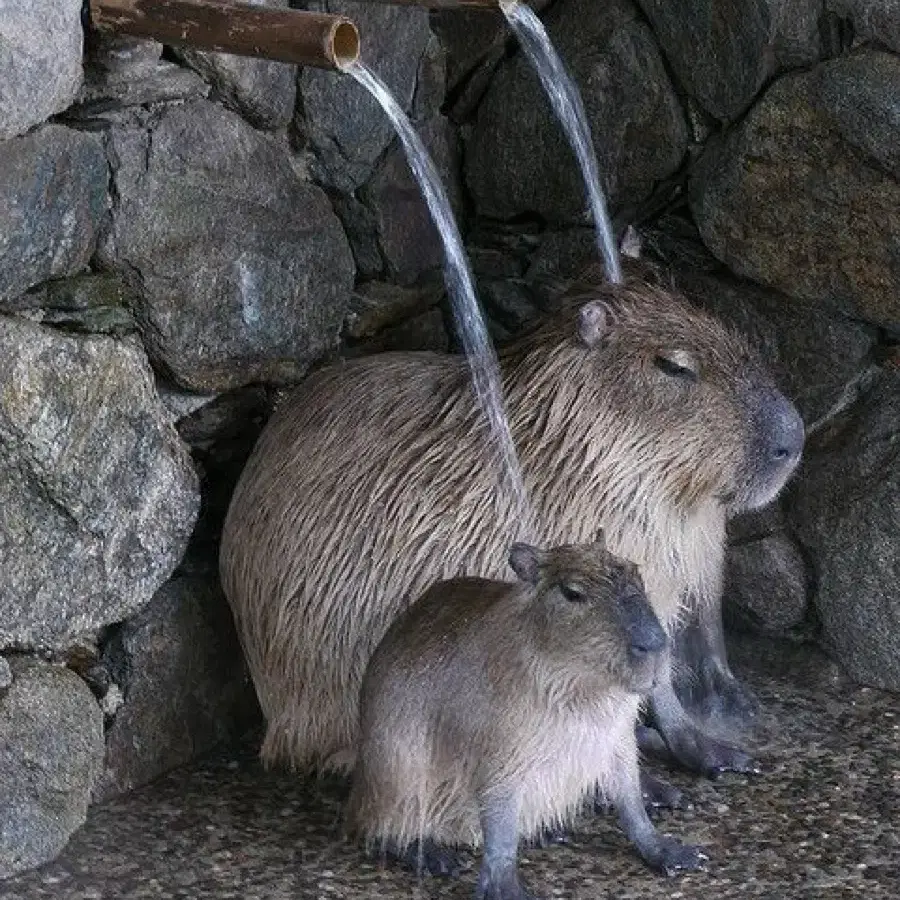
[501,0,623,285]
[341,59,534,537]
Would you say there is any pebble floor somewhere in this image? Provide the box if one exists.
[2,635,898,900]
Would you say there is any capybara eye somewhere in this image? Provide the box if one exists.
[653,350,698,382]
[559,583,586,603]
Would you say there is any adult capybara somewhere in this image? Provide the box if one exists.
[348,536,705,900]
[219,260,804,777]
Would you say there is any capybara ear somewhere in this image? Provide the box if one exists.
[576,300,612,347]
[508,543,543,584]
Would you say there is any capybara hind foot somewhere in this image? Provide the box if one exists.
[639,770,685,811]
[593,771,684,814]
[528,824,571,848]
[643,835,708,877]
[695,657,759,724]
[476,865,538,900]
[664,724,760,778]
[376,838,463,877]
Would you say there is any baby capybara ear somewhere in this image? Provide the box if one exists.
[576,300,613,347]
[508,543,543,584]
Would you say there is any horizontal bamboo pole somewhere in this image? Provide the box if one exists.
[354,0,504,8]
[88,0,360,70]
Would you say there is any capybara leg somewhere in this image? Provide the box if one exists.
[476,791,538,900]
[671,601,758,724]
[651,672,760,778]
[377,837,463,878]
[615,770,706,876]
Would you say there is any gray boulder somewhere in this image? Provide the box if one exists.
[298,1,432,191]
[363,115,463,285]
[671,267,877,426]
[100,100,355,392]
[0,127,107,306]
[0,318,200,650]
[724,534,809,634]
[466,0,687,226]
[176,0,296,130]
[636,0,824,121]
[690,52,900,329]
[0,657,104,879]
[97,574,261,800]
[826,0,900,54]
[0,0,84,140]
[789,368,900,689]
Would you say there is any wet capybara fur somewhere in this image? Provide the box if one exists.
[348,537,704,899]
[219,260,804,777]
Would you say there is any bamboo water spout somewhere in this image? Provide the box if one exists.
[88,0,360,70]
[353,0,504,8]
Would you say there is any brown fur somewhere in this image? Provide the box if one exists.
[346,539,657,849]
[219,262,801,771]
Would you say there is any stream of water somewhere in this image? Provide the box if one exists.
[342,59,534,536]
[500,0,623,284]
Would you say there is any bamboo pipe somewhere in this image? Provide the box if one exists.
[87,0,360,70]
[353,1,501,7]
[351,0,508,8]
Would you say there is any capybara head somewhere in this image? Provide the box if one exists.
[507,271,805,516]
[507,532,665,693]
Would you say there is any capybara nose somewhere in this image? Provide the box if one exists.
[770,396,805,464]
[621,592,667,657]
[628,619,667,658]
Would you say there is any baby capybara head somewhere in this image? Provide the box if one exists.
[509,272,805,515]
[508,533,665,693]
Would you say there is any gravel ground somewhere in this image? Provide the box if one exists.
[2,635,898,900]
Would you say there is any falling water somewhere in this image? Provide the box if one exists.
[341,59,533,536]
[500,0,623,285]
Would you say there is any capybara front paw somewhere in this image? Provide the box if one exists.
[650,836,708,876]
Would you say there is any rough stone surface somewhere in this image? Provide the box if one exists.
[97,574,261,801]
[789,368,900,690]
[8,274,139,338]
[637,0,771,120]
[0,0,84,140]
[466,0,688,226]
[176,386,276,562]
[297,1,432,191]
[177,0,296,130]
[100,100,355,392]
[690,52,900,329]
[724,534,809,634]
[0,318,200,650]
[2,637,899,897]
[0,127,107,305]
[636,0,824,120]
[343,279,444,340]
[671,267,877,426]
[0,656,10,690]
[0,657,104,879]
[826,0,900,54]
[363,115,463,285]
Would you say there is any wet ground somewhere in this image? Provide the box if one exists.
[2,635,898,900]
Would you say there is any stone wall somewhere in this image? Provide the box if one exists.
[0,0,896,880]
